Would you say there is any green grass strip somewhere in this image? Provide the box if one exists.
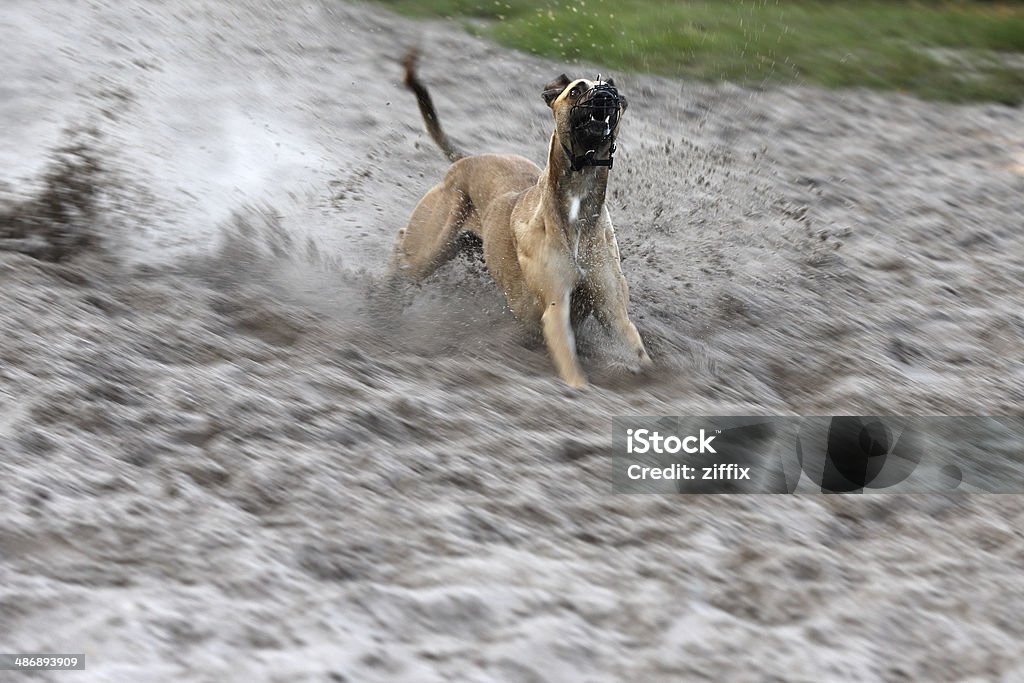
[375,0,1024,104]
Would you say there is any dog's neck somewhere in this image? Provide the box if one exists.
[544,132,610,238]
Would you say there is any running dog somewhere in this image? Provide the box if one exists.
[390,51,651,388]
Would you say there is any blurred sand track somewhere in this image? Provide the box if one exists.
[1,0,1023,681]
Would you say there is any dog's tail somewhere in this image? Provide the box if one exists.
[402,49,465,163]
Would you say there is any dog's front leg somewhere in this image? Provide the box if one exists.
[517,236,588,388]
[541,289,588,388]
[590,247,652,372]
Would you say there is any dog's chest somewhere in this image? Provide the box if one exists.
[562,193,603,273]
[564,192,598,227]
[568,197,584,260]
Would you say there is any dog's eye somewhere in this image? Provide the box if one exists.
[569,86,580,98]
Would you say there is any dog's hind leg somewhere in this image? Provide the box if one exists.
[390,184,473,281]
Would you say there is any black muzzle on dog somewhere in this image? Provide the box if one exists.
[563,82,622,172]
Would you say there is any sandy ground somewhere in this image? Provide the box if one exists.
[2,0,1024,681]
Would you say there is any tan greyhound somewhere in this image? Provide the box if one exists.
[390,51,651,388]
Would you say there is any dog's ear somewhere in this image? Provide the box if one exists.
[541,74,571,107]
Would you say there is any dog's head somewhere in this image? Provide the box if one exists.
[542,74,627,160]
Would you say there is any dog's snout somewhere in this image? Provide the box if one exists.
[585,87,620,120]
[591,90,616,108]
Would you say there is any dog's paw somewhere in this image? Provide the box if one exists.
[562,373,589,391]
[618,353,654,379]
[632,348,654,373]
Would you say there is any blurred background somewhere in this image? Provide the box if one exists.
[378,0,1024,104]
